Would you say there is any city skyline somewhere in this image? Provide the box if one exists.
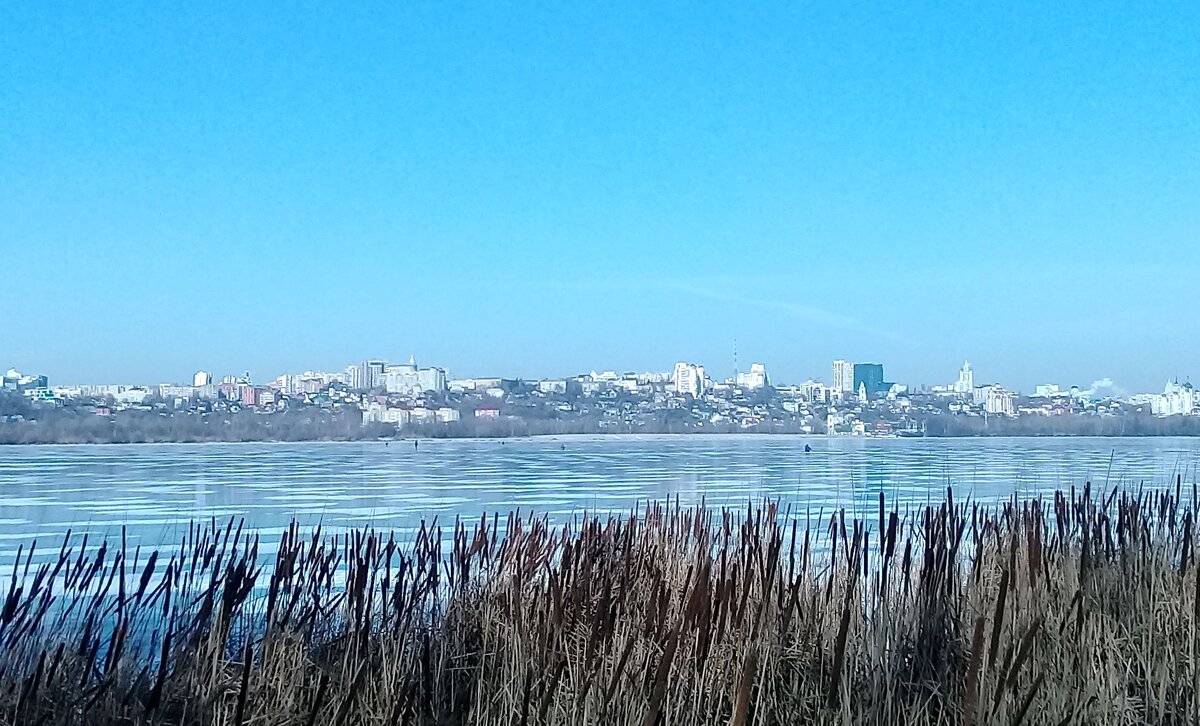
[2,4,1198,391]
[6,355,1188,400]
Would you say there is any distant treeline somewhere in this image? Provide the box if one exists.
[917,411,1200,436]
[0,407,390,444]
[424,416,821,439]
[5,391,1200,443]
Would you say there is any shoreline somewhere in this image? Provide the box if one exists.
[3,430,1200,447]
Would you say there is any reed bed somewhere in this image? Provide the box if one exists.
[0,482,1198,724]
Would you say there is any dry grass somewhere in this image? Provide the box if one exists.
[0,481,1198,724]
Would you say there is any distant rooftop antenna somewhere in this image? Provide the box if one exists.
[733,338,739,378]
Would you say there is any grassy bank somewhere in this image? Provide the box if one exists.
[0,483,1197,724]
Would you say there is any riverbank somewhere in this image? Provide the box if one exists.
[4,427,1200,445]
[0,484,1195,724]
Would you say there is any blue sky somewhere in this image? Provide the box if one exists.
[1,2,1197,391]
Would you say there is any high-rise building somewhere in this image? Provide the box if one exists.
[673,362,707,397]
[240,386,259,407]
[193,371,212,387]
[1152,380,1197,416]
[344,364,363,390]
[735,362,769,390]
[832,360,854,395]
[362,359,386,389]
[416,366,447,393]
[853,363,885,399]
[953,361,973,395]
[981,386,1014,415]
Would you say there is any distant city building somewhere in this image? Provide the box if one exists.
[382,363,413,394]
[112,387,151,405]
[344,364,363,390]
[453,377,506,392]
[3,369,48,392]
[538,380,568,394]
[416,366,447,393]
[1033,384,1062,398]
[796,379,828,404]
[382,357,448,395]
[973,383,1015,415]
[832,360,854,395]
[277,371,343,395]
[157,384,198,399]
[192,371,212,387]
[364,402,409,425]
[953,361,974,395]
[853,363,885,399]
[1151,380,1197,416]
[972,385,992,406]
[981,386,1015,415]
[241,386,259,407]
[612,377,640,393]
[362,359,386,389]
[673,362,707,397]
[735,363,769,390]
[23,387,55,402]
[410,407,438,426]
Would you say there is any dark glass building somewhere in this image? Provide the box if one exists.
[853,363,885,397]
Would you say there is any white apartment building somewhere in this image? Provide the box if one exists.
[383,359,447,395]
[980,386,1015,415]
[673,362,707,397]
[1151,380,1197,416]
[156,384,198,399]
[112,387,151,405]
[735,363,769,390]
[832,360,854,395]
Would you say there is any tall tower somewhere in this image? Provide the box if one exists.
[832,360,854,395]
[955,361,974,395]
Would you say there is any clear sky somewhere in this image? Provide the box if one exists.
[1,2,1197,392]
